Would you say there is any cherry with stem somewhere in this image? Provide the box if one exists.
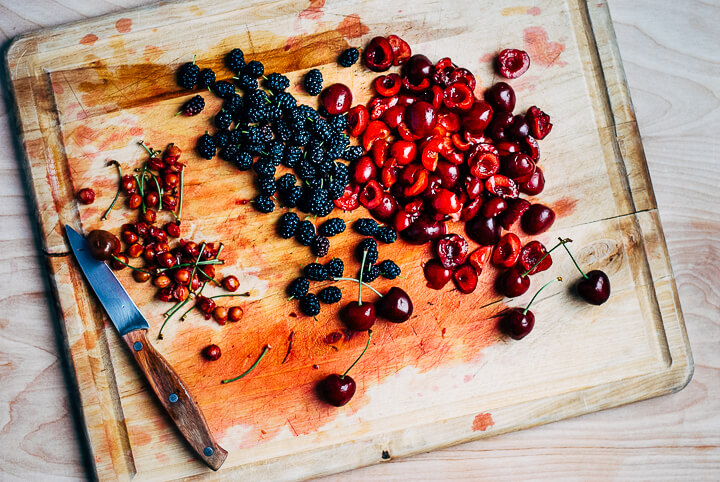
[498,238,571,298]
[501,277,562,340]
[321,329,372,406]
[341,250,376,331]
[559,237,611,305]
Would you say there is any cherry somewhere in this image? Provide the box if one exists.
[500,277,561,340]
[465,215,501,246]
[468,148,500,179]
[228,306,244,322]
[389,140,417,165]
[404,101,437,137]
[377,287,413,323]
[351,156,378,185]
[485,174,519,199]
[431,189,461,215]
[347,105,370,138]
[560,240,611,305]
[174,268,191,285]
[202,344,221,361]
[196,296,216,320]
[153,274,171,289]
[401,215,447,245]
[462,100,493,134]
[321,83,353,115]
[526,106,553,139]
[213,306,228,325]
[86,229,120,261]
[424,258,453,289]
[469,246,493,272]
[121,175,137,195]
[497,49,530,79]
[387,35,412,65]
[341,250,377,331]
[359,181,383,210]
[364,37,393,72]
[502,153,536,183]
[497,267,530,298]
[163,143,182,164]
[77,188,95,205]
[485,82,516,112]
[109,253,128,271]
[492,233,522,268]
[222,275,240,292]
[436,234,469,269]
[436,161,460,189]
[481,196,508,218]
[321,329,372,407]
[370,192,398,222]
[506,115,530,140]
[487,111,514,141]
[499,198,531,229]
[402,54,433,85]
[518,240,552,275]
[374,74,402,97]
[521,203,555,234]
[520,166,545,195]
[453,263,478,294]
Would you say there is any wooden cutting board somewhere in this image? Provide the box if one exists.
[6,0,692,480]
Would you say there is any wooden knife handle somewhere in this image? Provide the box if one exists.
[123,329,227,470]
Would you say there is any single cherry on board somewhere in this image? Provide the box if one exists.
[497,49,531,79]
[86,229,121,261]
[500,277,562,340]
[321,330,373,407]
[560,239,611,305]
[376,287,413,323]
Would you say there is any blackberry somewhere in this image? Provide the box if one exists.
[361,264,381,283]
[338,47,360,67]
[237,74,259,91]
[245,142,266,155]
[318,286,342,304]
[308,188,330,216]
[291,129,311,147]
[374,226,397,244]
[196,133,216,159]
[228,129,243,145]
[327,180,346,200]
[297,160,316,180]
[244,60,264,78]
[326,258,344,278]
[282,185,303,208]
[177,60,199,89]
[215,110,233,130]
[304,68,323,96]
[310,119,333,141]
[287,276,308,299]
[274,91,297,110]
[257,176,276,196]
[283,146,302,168]
[287,107,307,128]
[278,212,300,239]
[224,93,244,114]
[296,220,316,246]
[253,159,276,177]
[354,218,379,236]
[307,144,324,165]
[246,106,267,123]
[213,129,231,148]
[248,89,270,108]
[328,114,348,133]
[234,150,253,170]
[342,145,364,162]
[304,263,329,281]
[274,119,292,142]
[212,80,235,99]
[357,238,379,264]
[299,293,321,317]
[333,161,350,179]
[319,218,346,237]
[198,68,216,88]
[316,159,335,177]
[253,194,275,213]
[266,105,283,121]
[226,48,246,73]
[314,199,334,217]
[267,141,284,165]
[181,95,205,116]
[311,236,330,257]
[277,173,297,193]
[265,72,290,92]
[378,260,401,280]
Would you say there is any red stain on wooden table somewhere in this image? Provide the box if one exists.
[523,26,566,67]
[80,34,98,46]
[115,18,132,34]
[472,413,494,431]
[336,14,369,39]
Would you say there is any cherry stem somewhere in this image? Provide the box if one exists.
[521,238,572,278]
[358,249,368,306]
[156,259,223,274]
[178,282,209,322]
[150,173,163,210]
[208,293,250,300]
[188,243,206,293]
[342,329,372,379]
[102,161,122,220]
[559,237,588,279]
[331,277,383,297]
[138,140,159,158]
[177,167,184,221]
[221,345,271,384]
[524,277,562,315]
[110,255,152,274]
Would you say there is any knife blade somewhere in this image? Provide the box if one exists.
[66,225,227,470]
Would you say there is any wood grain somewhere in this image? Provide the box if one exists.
[0,1,716,481]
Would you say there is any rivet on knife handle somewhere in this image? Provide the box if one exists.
[123,329,227,470]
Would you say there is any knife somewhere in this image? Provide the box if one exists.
[65,225,227,471]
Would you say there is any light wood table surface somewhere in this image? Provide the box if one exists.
[0,1,717,480]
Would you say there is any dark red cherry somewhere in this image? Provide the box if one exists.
[321,374,356,407]
[497,267,530,298]
[377,287,413,323]
[402,54,433,85]
[485,82,516,112]
[577,270,611,305]
[424,258,453,289]
[453,263,478,294]
[364,37,393,72]
[481,196,508,218]
[462,100,493,134]
[506,115,530,140]
[435,234,469,269]
[404,101,437,137]
[401,216,447,245]
[342,302,376,331]
[520,166,545,195]
[86,229,120,261]
[521,204,555,234]
[321,83,353,115]
[502,152,536,182]
[465,215,502,246]
[500,308,535,340]
[497,49,530,79]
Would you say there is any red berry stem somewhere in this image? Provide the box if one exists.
[358,249,368,306]
[138,140,160,158]
[221,345,271,384]
[559,237,589,279]
[523,277,562,315]
[109,255,152,274]
[101,161,122,220]
[149,172,164,210]
[520,238,572,278]
[176,167,184,222]
[342,329,372,379]
[331,277,383,297]
[207,292,251,300]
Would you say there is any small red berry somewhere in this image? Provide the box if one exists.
[77,188,95,205]
[202,344,221,361]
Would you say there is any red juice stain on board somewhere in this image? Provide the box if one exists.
[472,413,494,431]
[553,196,578,218]
[80,34,98,46]
[298,0,325,20]
[336,14,369,39]
[115,18,132,34]
[527,6,541,15]
[523,26,566,67]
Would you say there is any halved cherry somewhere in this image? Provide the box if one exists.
[382,105,405,129]
[485,175,519,199]
[431,189,461,215]
[405,101,437,137]
[429,85,444,111]
[359,180,384,210]
[448,68,476,92]
[424,258,453,290]
[520,166,545,195]
[402,76,431,92]
[433,57,456,87]
[371,139,389,168]
[403,166,429,197]
[439,143,463,165]
[387,34,412,65]
[368,95,398,120]
[389,140,417,165]
[495,141,521,157]
[498,198,531,229]
[492,233,522,268]
[374,73,402,97]
[371,192,398,222]
[521,135,540,161]
[381,160,399,188]
[437,112,461,133]
[465,131,493,145]
[362,120,391,151]
[421,136,444,171]
[351,156,377,184]
[501,152,536,183]
[462,100,493,134]
[397,93,416,106]
[526,106,553,139]
[451,133,472,152]
[468,246,493,272]
[364,36,393,72]
[347,105,369,137]
[453,263,478,294]
[393,210,415,232]
[460,197,483,221]
[519,241,552,275]
[397,122,422,142]
[481,196,508,218]
[436,234,469,269]
[468,147,500,179]
[497,49,530,79]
